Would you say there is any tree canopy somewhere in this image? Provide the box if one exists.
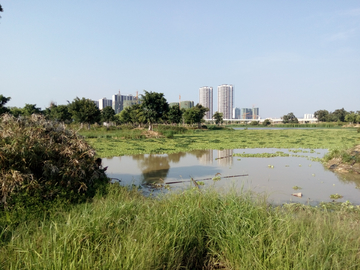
[183,104,209,128]
[282,112,298,124]
[0,95,10,114]
[212,111,223,125]
[68,97,101,128]
[22,104,42,116]
[140,90,169,130]
[167,105,183,124]
[101,106,116,123]
[48,104,72,122]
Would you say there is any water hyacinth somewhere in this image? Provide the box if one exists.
[0,114,107,210]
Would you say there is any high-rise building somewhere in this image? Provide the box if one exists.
[240,108,253,119]
[199,86,213,119]
[98,98,112,110]
[233,107,241,119]
[252,107,260,119]
[111,93,136,114]
[217,84,233,119]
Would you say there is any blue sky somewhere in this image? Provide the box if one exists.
[1,1,359,118]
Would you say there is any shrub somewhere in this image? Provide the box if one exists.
[250,121,259,126]
[263,119,271,126]
[0,114,108,211]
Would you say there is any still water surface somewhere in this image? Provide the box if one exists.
[104,149,360,205]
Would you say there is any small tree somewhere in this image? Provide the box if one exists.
[212,111,223,125]
[101,106,116,124]
[117,107,132,124]
[68,97,101,129]
[282,112,298,124]
[0,95,10,115]
[183,104,209,128]
[140,90,169,130]
[9,107,23,117]
[47,104,72,123]
[22,104,42,116]
[167,105,183,125]
[345,113,357,124]
[314,110,329,122]
[262,119,271,126]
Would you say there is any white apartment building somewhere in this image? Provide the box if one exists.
[98,98,112,110]
[199,86,213,119]
[217,84,234,119]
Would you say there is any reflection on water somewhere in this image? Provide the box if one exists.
[103,149,360,205]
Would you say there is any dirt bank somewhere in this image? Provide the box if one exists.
[326,145,360,174]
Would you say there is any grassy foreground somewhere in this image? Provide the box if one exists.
[1,184,360,269]
[80,127,360,157]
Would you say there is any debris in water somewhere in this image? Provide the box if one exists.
[291,192,302,197]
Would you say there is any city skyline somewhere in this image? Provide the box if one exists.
[1,1,360,118]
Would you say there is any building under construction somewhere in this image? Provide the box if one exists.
[169,101,194,110]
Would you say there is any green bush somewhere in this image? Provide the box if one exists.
[0,114,108,211]
[250,121,259,126]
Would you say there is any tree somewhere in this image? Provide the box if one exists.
[0,95,10,114]
[263,119,271,126]
[22,104,42,116]
[47,104,72,123]
[9,107,23,117]
[331,108,348,122]
[212,111,223,125]
[314,110,329,122]
[282,112,298,124]
[140,90,169,130]
[68,97,101,129]
[345,113,357,124]
[167,105,183,124]
[101,106,116,124]
[117,107,132,124]
[183,104,209,128]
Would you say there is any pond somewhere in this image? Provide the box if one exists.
[103,148,360,205]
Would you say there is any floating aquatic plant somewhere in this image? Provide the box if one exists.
[330,193,343,199]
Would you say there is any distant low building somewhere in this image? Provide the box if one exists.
[180,101,194,110]
[169,102,179,107]
[304,114,314,119]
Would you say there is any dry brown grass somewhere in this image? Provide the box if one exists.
[0,114,106,209]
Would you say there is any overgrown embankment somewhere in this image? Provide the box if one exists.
[1,185,360,269]
[325,144,360,175]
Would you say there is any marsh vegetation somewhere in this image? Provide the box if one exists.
[2,120,360,269]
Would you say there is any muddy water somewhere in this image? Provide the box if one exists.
[103,149,360,205]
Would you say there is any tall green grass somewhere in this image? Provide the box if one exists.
[2,184,360,269]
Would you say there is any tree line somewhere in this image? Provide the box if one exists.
[0,92,212,130]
